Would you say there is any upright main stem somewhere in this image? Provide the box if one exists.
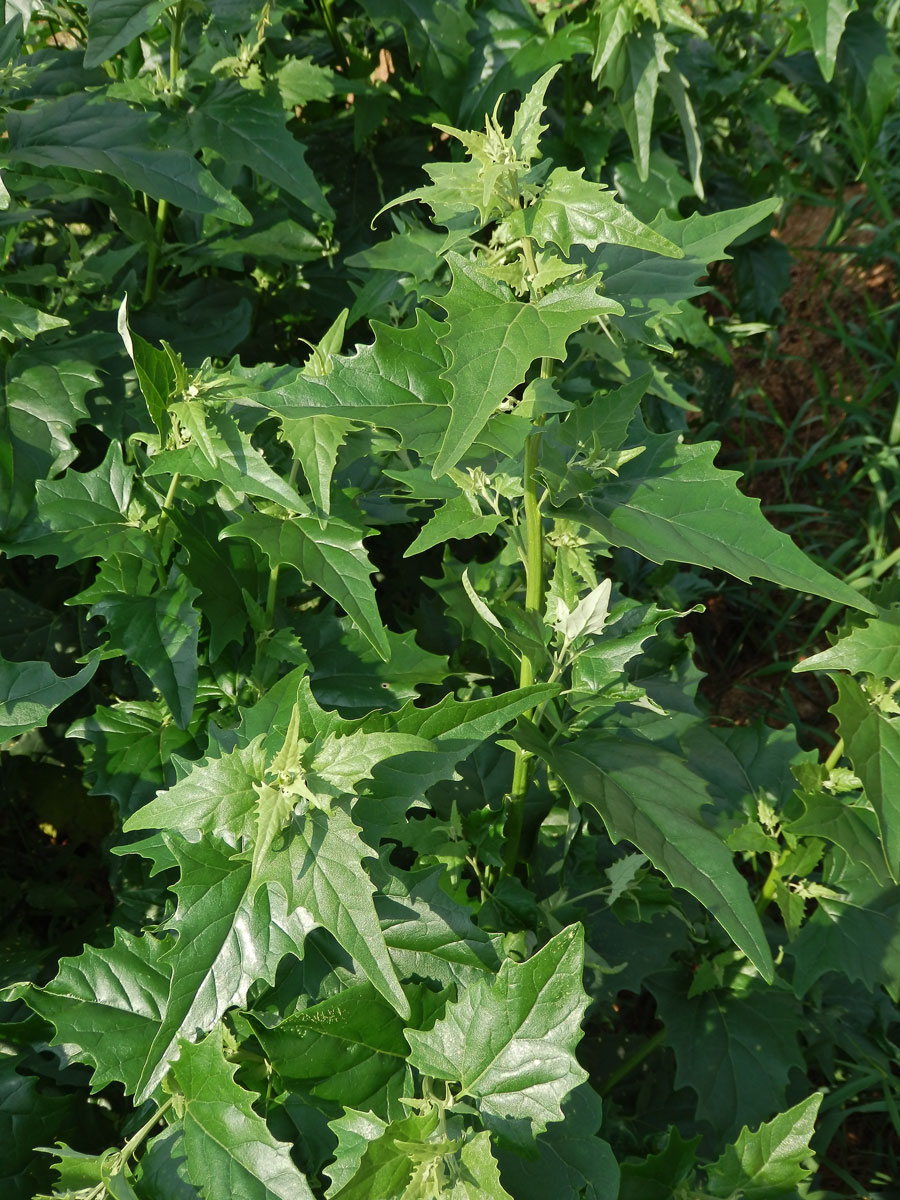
[143,0,186,304]
[502,358,550,875]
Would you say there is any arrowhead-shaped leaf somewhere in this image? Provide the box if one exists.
[221,511,389,659]
[571,429,875,613]
[171,1027,315,1200]
[800,0,857,80]
[550,735,774,981]
[705,1092,822,1198]
[433,256,623,476]
[405,925,588,1138]
[796,606,900,679]
[84,0,168,68]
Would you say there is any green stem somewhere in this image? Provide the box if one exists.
[502,359,550,875]
[265,460,300,627]
[755,858,779,916]
[115,1095,175,1167]
[142,0,186,304]
[155,471,181,582]
[824,737,844,773]
[599,1028,666,1097]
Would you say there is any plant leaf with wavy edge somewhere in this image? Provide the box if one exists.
[405,925,588,1138]
[0,353,98,535]
[509,167,682,258]
[278,413,356,516]
[796,605,900,680]
[648,971,805,1138]
[291,803,409,1018]
[329,1111,439,1200]
[433,256,623,476]
[2,441,156,566]
[221,510,388,659]
[91,571,201,730]
[5,94,250,223]
[189,81,332,218]
[0,654,98,740]
[549,736,774,981]
[131,832,312,1102]
[705,1092,822,1198]
[171,1027,315,1200]
[569,429,875,614]
[832,674,900,880]
[0,295,68,343]
[15,928,170,1095]
[83,0,168,68]
[145,411,303,509]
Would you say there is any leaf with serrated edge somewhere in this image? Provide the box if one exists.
[551,736,774,981]
[17,928,170,1095]
[133,833,311,1102]
[405,925,588,1137]
[292,804,409,1018]
[221,511,389,660]
[796,606,900,679]
[0,655,98,740]
[171,1027,315,1200]
[434,256,623,476]
[278,414,356,515]
[832,674,900,881]
[706,1092,822,1199]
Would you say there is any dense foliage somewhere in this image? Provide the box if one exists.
[2,1,899,1196]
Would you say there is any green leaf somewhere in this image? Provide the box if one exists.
[221,511,389,660]
[291,804,409,1017]
[171,1027,315,1200]
[571,429,875,613]
[405,925,588,1138]
[68,698,198,820]
[617,28,671,181]
[617,1127,699,1200]
[4,441,155,566]
[0,1058,77,1200]
[447,1132,513,1200]
[145,411,303,508]
[832,675,900,880]
[0,294,68,343]
[135,1125,201,1200]
[0,352,98,534]
[550,736,774,981]
[5,94,250,224]
[123,737,269,842]
[329,1111,439,1200]
[117,298,177,441]
[326,1110,386,1197]
[648,971,805,1137]
[404,494,504,557]
[278,414,356,516]
[0,655,98,740]
[796,605,900,679]
[91,570,200,729]
[251,981,443,1115]
[801,0,857,81]
[19,928,170,1095]
[134,832,311,1102]
[434,256,623,476]
[509,167,682,258]
[189,82,332,218]
[705,1092,822,1198]
[84,0,168,69]
[496,1084,619,1200]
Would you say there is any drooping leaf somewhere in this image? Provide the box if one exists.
[648,970,805,1137]
[705,1092,822,1198]
[550,735,774,981]
[171,1027,315,1200]
[91,570,201,729]
[189,82,332,217]
[18,928,170,1095]
[569,429,875,614]
[0,655,98,740]
[5,94,250,223]
[0,352,98,534]
[145,411,303,508]
[800,0,857,80]
[83,0,168,69]
[434,256,623,475]
[405,925,588,1139]
[221,511,389,659]
[831,674,900,880]
[291,804,409,1017]
[617,28,671,181]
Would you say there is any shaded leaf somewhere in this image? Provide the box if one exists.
[84,0,167,69]
[0,655,98,740]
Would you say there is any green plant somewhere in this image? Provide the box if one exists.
[4,3,900,1198]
